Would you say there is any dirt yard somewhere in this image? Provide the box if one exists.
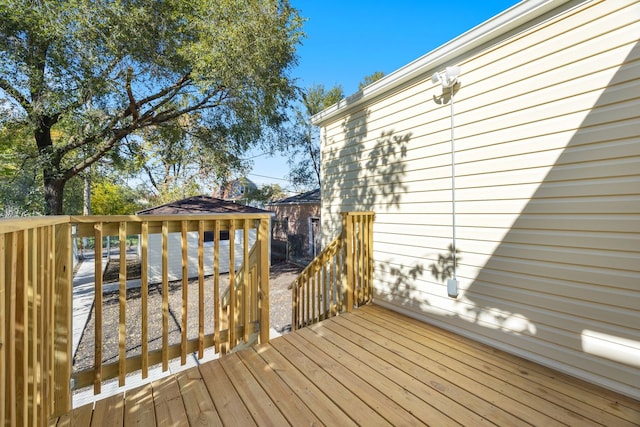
[72,261,304,372]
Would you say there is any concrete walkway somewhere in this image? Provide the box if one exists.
[71,253,107,361]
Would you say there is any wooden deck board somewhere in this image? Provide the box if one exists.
[151,375,187,427]
[54,402,93,426]
[198,356,257,426]
[359,305,640,425]
[175,367,222,427]
[218,353,289,425]
[252,342,358,426]
[53,304,640,426]
[289,329,422,426]
[91,393,124,426]
[124,384,155,427]
[236,347,323,425]
[298,325,443,425]
[319,315,504,425]
[343,308,573,425]
[269,331,390,426]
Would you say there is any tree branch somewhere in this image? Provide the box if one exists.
[125,66,139,120]
[0,77,32,114]
[142,163,160,191]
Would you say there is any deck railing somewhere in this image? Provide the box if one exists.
[291,212,374,330]
[0,213,271,425]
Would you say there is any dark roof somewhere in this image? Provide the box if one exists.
[268,188,320,206]
[137,195,270,215]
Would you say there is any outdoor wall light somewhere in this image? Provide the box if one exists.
[431,65,461,88]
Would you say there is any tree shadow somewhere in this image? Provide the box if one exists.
[321,109,412,214]
[321,109,427,308]
[446,41,640,392]
[319,30,639,397]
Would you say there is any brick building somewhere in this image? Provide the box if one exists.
[267,189,320,260]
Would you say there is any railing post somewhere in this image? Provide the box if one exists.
[258,217,270,344]
[367,213,375,302]
[52,222,72,417]
[342,213,354,313]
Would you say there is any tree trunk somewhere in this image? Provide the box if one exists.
[43,175,65,215]
[35,119,66,215]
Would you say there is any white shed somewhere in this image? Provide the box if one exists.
[137,195,270,284]
[313,0,640,400]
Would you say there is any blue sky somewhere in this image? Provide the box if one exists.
[247,0,521,191]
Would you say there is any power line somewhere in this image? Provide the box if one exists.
[247,172,292,183]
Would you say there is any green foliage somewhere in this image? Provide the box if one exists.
[0,123,45,215]
[91,178,146,215]
[358,71,385,91]
[286,84,343,190]
[0,0,305,214]
[245,183,287,208]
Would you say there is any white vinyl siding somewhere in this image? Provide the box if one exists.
[319,0,640,399]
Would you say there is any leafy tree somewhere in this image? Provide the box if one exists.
[287,84,343,189]
[358,71,385,91]
[245,183,287,208]
[91,178,145,215]
[0,123,44,215]
[133,118,246,204]
[0,0,304,214]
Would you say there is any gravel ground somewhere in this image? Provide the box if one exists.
[72,261,304,373]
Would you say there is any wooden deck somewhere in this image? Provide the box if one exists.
[52,305,640,426]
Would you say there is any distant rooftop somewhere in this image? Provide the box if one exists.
[137,195,270,215]
[268,188,320,206]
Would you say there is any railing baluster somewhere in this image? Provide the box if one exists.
[214,220,220,354]
[0,234,5,426]
[259,217,270,344]
[54,222,72,416]
[94,223,103,394]
[243,219,250,343]
[228,219,236,349]
[198,220,205,359]
[17,230,27,424]
[8,232,17,425]
[367,214,374,302]
[180,221,188,366]
[2,213,273,421]
[312,265,316,323]
[36,228,45,425]
[45,225,54,421]
[141,221,149,379]
[290,212,375,330]
[29,228,37,426]
[161,221,169,371]
[118,222,127,386]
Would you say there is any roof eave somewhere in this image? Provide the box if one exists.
[311,0,570,126]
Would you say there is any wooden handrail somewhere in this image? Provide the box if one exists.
[291,212,375,330]
[0,213,271,426]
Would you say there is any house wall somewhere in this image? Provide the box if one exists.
[270,203,321,256]
[146,229,257,283]
[319,0,640,399]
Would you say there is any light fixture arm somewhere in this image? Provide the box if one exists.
[450,87,457,282]
[432,65,461,297]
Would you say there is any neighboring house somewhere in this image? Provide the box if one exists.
[267,188,321,258]
[313,0,639,400]
[213,177,259,203]
[137,195,271,283]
